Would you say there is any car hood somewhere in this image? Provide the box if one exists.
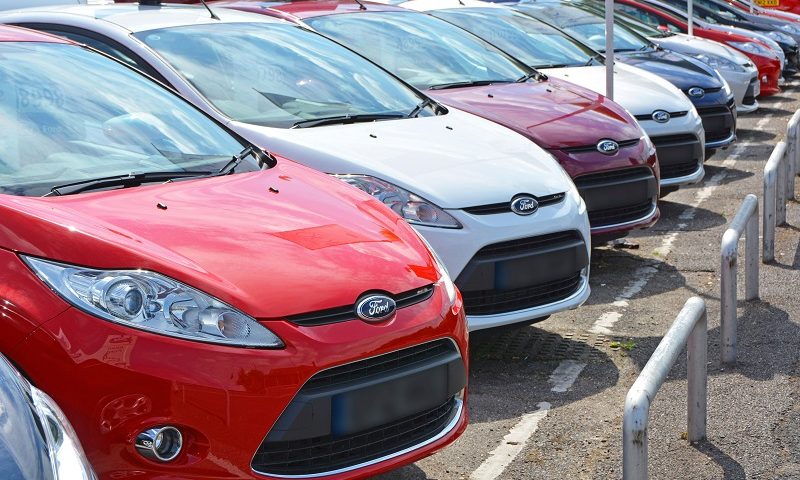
[230,107,573,209]
[649,33,753,66]
[542,64,694,116]
[0,162,438,319]
[423,77,644,152]
[618,49,722,90]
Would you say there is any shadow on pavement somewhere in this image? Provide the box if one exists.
[693,441,746,480]
[735,128,777,143]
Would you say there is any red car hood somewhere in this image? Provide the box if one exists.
[0,160,436,319]
[428,77,643,150]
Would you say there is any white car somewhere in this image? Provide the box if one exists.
[0,4,592,331]
[393,0,706,189]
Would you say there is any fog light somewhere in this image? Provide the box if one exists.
[135,426,182,462]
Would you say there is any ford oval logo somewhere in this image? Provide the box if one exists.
[596,139,619,155]
[688,87,705,98]
[652,110,670,123]
[510,195,539,216]
[355,294,396,322]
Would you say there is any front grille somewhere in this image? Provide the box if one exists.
[573,166,652,188]
[697,102,734,143]
[660,161,700,179]
[743,79,757,105]
[461,272,582,316]
[304,339,455,391]
[685,86,722,95]
[253,398,459,476]
[286,285,434,326]
[462,192,565,215]
[561,138,639,154]
[588,200,654,226]
[634,110,689,121]
[473,231,581,259]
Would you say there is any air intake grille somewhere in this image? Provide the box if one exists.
[462,192,565,215]
[461,272,582,316]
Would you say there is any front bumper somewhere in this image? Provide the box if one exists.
[737,74,760,114]
[635,107,706,188]
[11,286,468,480]
[697,97,737,150]
[420,189,591,331]
[723,66,759,111]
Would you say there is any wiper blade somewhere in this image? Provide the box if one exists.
[407,98,435,118]
[516,70,547,83]
[585,54,604,66]
[428,79,512,90]
[44,170,214,197]
[217,146,254,175]
[533,63,568,69]
[291,113,404,129]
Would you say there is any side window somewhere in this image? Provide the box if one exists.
[616,4,658,26]
[19,25,171,86]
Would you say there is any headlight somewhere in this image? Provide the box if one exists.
[23,256,283,348]
[335,175,462,228]
[31,386,97,480]
[765,30,795,45]
[728,41,773,57]
[414,233,458,304]
[691,53,745,72]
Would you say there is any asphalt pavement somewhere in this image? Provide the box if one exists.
[374,81,800,480]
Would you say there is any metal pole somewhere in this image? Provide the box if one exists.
[606,0,614,100]
[720,194,759,364]
[763,142,785,263]
[688,0,694,37]
[687,305,707,443]
[787,116,798,200]
[623,297,707,479]
[720,228,738,364]
[778,144,788,226]
[745,211,759,300]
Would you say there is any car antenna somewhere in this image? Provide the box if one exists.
[354,0,367,10]
[199,0,221,20]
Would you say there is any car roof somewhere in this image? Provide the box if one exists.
[225,0,409,20]
[397,0,504,11]
[0,3,284,33]
[0,23,71,42]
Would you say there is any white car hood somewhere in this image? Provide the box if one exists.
[649,33,752,65]
[542,64,694,116]
[229,107,572,209]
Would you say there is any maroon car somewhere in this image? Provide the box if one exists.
[207,0,661,242]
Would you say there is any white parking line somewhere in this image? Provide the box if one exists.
[548,360,586,393]
[469,402,551,480]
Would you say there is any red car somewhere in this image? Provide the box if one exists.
[615,0,783,95]
[212,0,662,242]
[0,25,467,479]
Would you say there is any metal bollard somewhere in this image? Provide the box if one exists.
[721,194,759,364]
[787,111,800,199]
[623,297,708,480]
[764,142,786,262]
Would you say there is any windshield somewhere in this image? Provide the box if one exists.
[0,43,255,197]
[136,23,429,127]
[306,11,530,90]
[432,8,598,68]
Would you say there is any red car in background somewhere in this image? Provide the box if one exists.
[615,0,783,95]
[0,25,467,480]
[212,0,663,242]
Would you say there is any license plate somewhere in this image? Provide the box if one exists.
[757,0,779,6]
[331,365,448,436]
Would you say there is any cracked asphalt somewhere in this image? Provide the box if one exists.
[373,82,800,479]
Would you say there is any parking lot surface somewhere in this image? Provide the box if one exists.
[374,83,800,480]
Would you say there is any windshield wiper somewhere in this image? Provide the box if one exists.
[291,113,404,129]
[585,54,604,66]
[44,170,214,197]
[217,146,254,175]
[533,63,568,69]
[407,98,435,118]
[516,70,547,83]
[428,79,512,90]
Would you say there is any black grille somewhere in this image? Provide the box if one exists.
[461,272,582,316]
[634,111,689,121]
[587,200,654,226]
[573,166,653,188]
[473,231,581,259]
[561,138,639,154]
[685,86,722,95]
[650,133,698,144]
[252,398,459,476]
[697,102,735,143]
[660,161,700,179]
[462,192,565,215]
[304,339,455,391]
[286,285,434,326]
